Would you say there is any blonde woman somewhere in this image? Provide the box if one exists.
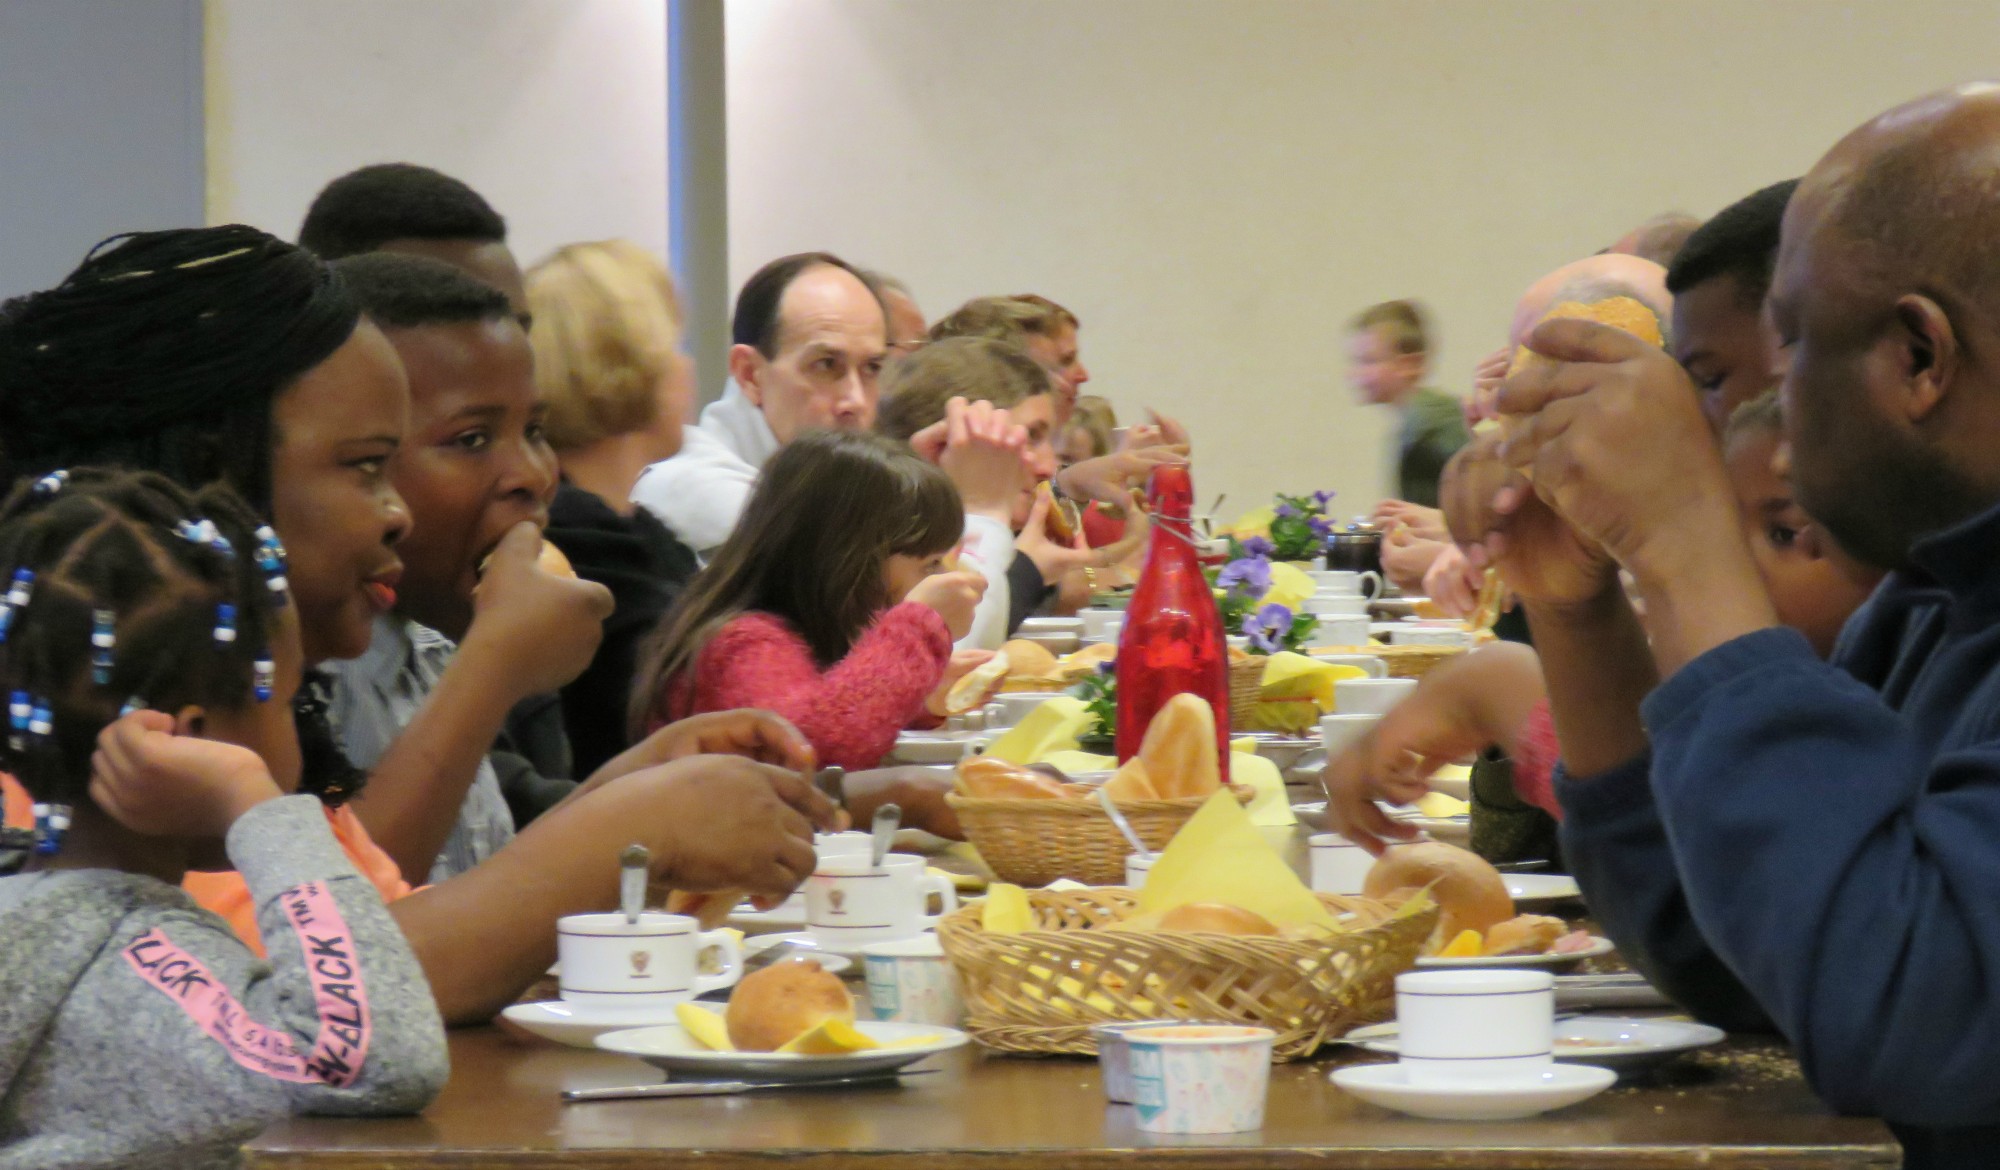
[526,239,701,776]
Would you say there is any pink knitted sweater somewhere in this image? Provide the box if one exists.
[1512,697,1563,820]
[660,604,953,770]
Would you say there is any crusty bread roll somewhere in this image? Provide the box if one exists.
[1157,902,1281,936]
[1136,693,1221,799]
[954,755,1069,799]
[725,958,853,1052]
[1100,756,1161,802]
[1483,914,1567,957]
[665,888,744,930]
[538,540,576,578]
[1363,841,1514,941]
[1040,481,1079,542]
[1000,639,1060,680]
[945,651,1011,714]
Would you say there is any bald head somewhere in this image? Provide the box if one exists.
[1510,254,1672,348]
[1608,212,1703,268]
[1771,83,2000,571]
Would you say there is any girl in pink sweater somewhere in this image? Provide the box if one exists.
[632,431,992,770]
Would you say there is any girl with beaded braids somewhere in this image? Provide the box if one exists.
[0,469,445,1170]
[0,225,843,1026]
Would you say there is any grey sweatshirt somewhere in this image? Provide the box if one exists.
[0,795,449,1169]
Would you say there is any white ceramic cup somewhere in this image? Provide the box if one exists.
[1308,833,1374,895]
[861,935,964,1027]
[1081,609,1125,641]
[1319,712,1381,756]
[1394,627,1474,647]
[1303,594,1371,618]
[985,691,1065,729]
[815,831,873,860]
[555,912,742,1013]
[1310,569,1383,600]
[1334,676,1419,715]
[1311,652,1387,678]
[1126,1024,1277,1134]
[805,858,960,947]
[1315,614,1372,647]
[1124,852,1157,890]
[1395,969,1555,1087]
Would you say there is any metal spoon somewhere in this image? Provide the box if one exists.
[619,844,649,925]
[1097,786,1151,860]
[869,803,901,868]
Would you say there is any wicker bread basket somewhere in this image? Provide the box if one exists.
[937,887,1436,1061]
[1226,654,1268,731]
[945,792,1238,887]
[1314,643,1468,680]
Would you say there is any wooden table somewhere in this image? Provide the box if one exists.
[247,1026,1899,1169]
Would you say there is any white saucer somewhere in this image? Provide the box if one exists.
[1331,1061,1616,1120]
[888,731,978,766]
[1505,874,1583,905]
[501,1000,689,1049]
[1342,1016,1724,1072]
[596,1020,968,1082]
[1417,935,1614,970]
[740,932,869,970]
[729,895,807,932]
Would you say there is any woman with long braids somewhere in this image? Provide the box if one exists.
[0,226,840,1024]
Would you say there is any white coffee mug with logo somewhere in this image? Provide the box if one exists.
[806,859,960,948]
[556,911,742,1013]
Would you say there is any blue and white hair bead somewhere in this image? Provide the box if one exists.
[31,801,70,855]
[90,608,116,686]
[254,526,290,606]
[253,655,275,703]
[9,690,30,750]
[176,518,234,558]
[30,470,69,498]
[0,568,34,645]
[213,603,237,646]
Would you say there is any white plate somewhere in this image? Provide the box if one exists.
[1017,617,1083,635]
[1387,813,1471,847]
[1332,1061,1616,1120]
[596,1020,968,1082]
[1416,935,1614,970]
[740,932,865,970]
[888,731,978,766]
[1505,874,1582,904]
[729,895,807,933]
[501,1000,689,1049]
[1342,1017,1724,1072]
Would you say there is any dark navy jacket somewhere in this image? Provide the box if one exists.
[1556,501,2000,1169]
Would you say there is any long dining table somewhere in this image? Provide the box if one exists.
[246,1022,1899,1169]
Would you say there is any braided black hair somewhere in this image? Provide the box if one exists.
[0,469,304,812]
[298,163,507,260]
[0,225,360,511]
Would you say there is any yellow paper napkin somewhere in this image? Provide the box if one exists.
[1137,791,1333,930]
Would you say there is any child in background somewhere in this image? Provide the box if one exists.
[1322,391,1883,852]
[0,470,445,1169]
[632,431,991,770]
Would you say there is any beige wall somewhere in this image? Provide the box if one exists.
[206,0,669,267]
[727,0,2000,520]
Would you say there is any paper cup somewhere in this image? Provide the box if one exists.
[1333,676,1418,715]
[1395,969,1554,1086]
[1093,1018,1201,1104]
[1308,833,1373,895]
[861,936,963,1027]
[1125,1024,1276,1133]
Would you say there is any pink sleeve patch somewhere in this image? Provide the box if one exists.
[123,881,373,1086]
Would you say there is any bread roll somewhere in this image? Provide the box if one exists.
[1363,841,1514,941]
[1000,639,1059,680]
[945,651,1011,714]
[955,755,1069,799]
[1040,481,1079,542]
[725,958,853,1052]
[1157,902,1281,936]
[478,539,576,578]
[1100,756,1160,802]
[1137,693,1221,799]
[1483,914,1567,956]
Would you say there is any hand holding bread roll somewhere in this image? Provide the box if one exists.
[1363,840,1514,944]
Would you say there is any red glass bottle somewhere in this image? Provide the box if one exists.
[1115,464,1230,780]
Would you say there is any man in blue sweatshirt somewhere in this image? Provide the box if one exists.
[1447,83,2000,1169]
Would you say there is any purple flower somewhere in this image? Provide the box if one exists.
[1241,603,1294,655]
[1216,556,1271,599]
[1242,535,1275,559]
[1274,503,1301,520]
[1308,515,1334,540]
[1097,657,1117,676]
[1312,489,1336,511]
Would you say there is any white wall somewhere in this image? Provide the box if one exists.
[205,0,669,268]
[726,0,2000,516]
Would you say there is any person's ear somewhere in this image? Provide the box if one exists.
[1892,293,1957,424]
[728,344,767,407]
[171,705,208,738]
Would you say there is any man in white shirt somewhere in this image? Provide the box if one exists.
[632,252,890,556]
